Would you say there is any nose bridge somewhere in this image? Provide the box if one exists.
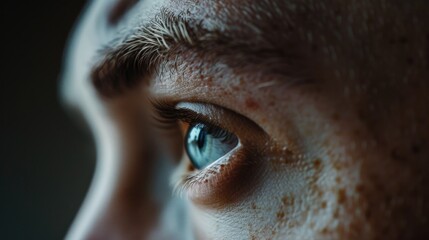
[63,0,181,238]
[65,90,175,240]
[65,131,158,239]
[65,166,142,240]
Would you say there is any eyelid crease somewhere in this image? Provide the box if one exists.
[149,98,273,148]
[148,98,231,133]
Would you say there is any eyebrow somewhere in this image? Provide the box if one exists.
[92,9,229,97]
[91,8,308,97]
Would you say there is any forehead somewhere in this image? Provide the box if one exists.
[67,0,427,109]
[84,0,427,113]
[114,0,418,41]
[100,0,426,81]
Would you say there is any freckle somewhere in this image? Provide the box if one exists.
[245,97,260,110]
[282,195,295,206]
[203,179,208,183]
[335,176,341,183]
[187,165,195,171]
[321,201,327,209]
[337,188,346,204]
[276,211,285,220]
[232,86,240,91]
[206,76,213,87]
[313,159,322,169]
[355,184,364,193]
[320,228,329,234]
[333,161,343,170]
[333,208,340,218]
[251,203,257,210]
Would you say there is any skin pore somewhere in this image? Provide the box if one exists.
[62,0,429,239]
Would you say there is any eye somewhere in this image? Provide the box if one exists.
[185,122,239,169]
[150,100,269,206]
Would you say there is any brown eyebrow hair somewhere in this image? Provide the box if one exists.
[91,6,309,97]
[91,9,228,97]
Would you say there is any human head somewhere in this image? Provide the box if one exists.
[62,0,429,239]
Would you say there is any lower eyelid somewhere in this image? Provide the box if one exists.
[173,144,265,208]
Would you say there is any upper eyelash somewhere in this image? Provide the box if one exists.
[149,98,223,131]
[148,98,180,127]
[149,99,245,198]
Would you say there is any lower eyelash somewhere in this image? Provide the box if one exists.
[171,149,238,199]
[170,145,264,208]
[171,144,230,186]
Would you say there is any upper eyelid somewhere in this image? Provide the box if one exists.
[149,99,231,132]
[149,98,271,143]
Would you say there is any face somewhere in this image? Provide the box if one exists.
[61,0,429,239]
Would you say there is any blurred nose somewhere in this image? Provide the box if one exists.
[69,138,165,240]
[62,0,174,238]
[65,92,174,239]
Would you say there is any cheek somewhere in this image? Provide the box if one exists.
[182,90,334,239]
[278,90,429,239]
[187,146,320,239]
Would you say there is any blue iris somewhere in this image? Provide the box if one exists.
[185,123,239,169]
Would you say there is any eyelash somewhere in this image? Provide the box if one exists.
[149,99,247,200]
[150,99,208,128]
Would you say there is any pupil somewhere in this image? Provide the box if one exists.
[197,126,206,149]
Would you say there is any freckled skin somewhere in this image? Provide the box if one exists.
[62,0,429,239]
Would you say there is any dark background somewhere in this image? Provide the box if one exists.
[1,1,95,239]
